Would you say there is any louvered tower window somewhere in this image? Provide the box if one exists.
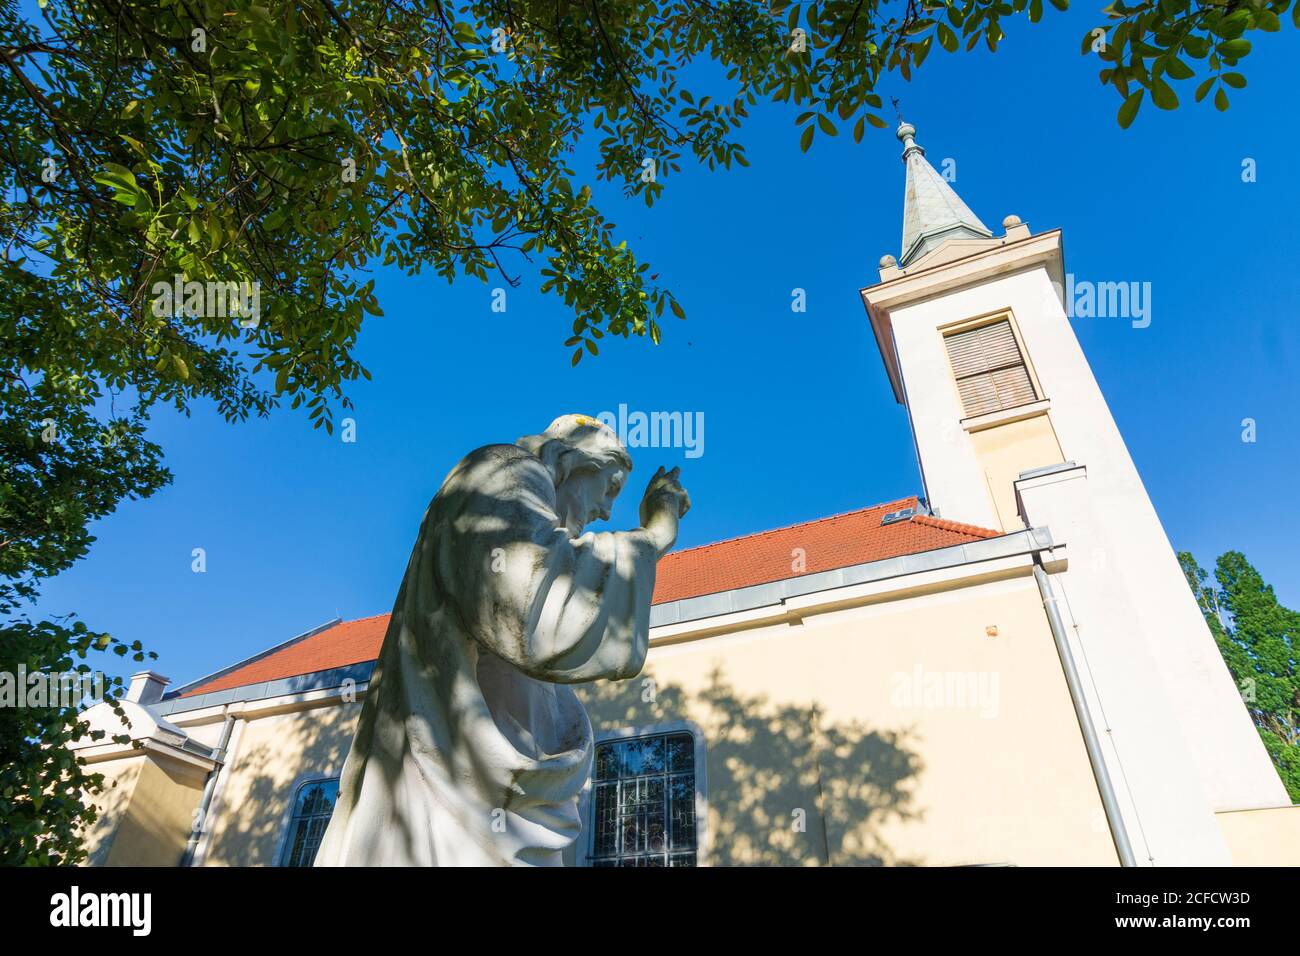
[944,319,1037,417]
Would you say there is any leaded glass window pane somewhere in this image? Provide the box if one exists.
[590,731,697,867]
[280,778,339,867]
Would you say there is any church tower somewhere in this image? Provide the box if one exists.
[861,121,1289,865]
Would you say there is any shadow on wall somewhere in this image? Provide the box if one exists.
[577,666,923,866]
[205,703,357,866]
[82,760,142,867]
[200,668,921,867]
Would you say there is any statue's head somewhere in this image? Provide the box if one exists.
[517,414,633,535]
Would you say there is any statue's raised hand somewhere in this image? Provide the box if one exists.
[640,466,690,554]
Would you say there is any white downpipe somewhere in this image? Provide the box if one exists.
[1033,562,1138,867]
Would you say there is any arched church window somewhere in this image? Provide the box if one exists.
[589,731,698,867]
[279,777,339,867]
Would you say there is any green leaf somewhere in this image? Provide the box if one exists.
[914,36,933,68]
[1218,39,1251,59]
[1151,77,1179,110]
[1117,89,1144,128]
[817,114,837,136]
[118,135,148,160]
[1221,72,1246,89]
[93,162,138,194]
[1215,87,1230,111]
[800,124,815,152]
[1181,35,1207,58]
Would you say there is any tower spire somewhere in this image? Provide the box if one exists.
[896,120,991,267]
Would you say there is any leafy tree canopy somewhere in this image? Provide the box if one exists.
[1090,0,1297,127]
[2,0,1295,430]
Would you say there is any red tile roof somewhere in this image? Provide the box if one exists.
[175,615,392,700]
[174,497,997,698]
[650,496,997,603]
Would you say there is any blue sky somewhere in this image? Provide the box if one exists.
[34,8,1300,689]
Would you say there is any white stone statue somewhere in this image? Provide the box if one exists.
[314,415,689,866]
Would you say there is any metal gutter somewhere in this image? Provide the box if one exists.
[155,660,374,717]
[650,526,1055,628]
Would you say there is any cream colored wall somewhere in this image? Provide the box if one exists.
[578,575,1117,866]
[1216,806,1300,866]
[81,754,206,867]
[182,720,228,750]
[968,412,1064,531]
[81,756,144,866]
[203,701,361,866]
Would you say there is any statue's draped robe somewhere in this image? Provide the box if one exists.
[314,444,659,866]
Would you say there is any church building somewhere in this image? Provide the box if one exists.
[74,122,1299,867]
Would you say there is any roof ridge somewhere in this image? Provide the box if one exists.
[661,496,919,559]
[336,612,391,626]
[167,616,344,697]
[911,513,1000,538]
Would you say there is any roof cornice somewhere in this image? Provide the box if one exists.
[861,228,1066,404]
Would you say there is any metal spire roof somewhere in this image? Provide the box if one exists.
[897,120,991,266]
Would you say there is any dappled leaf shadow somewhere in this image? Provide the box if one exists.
[577,665,922,866]
[202,703,355,866]
[196,661,920,867]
